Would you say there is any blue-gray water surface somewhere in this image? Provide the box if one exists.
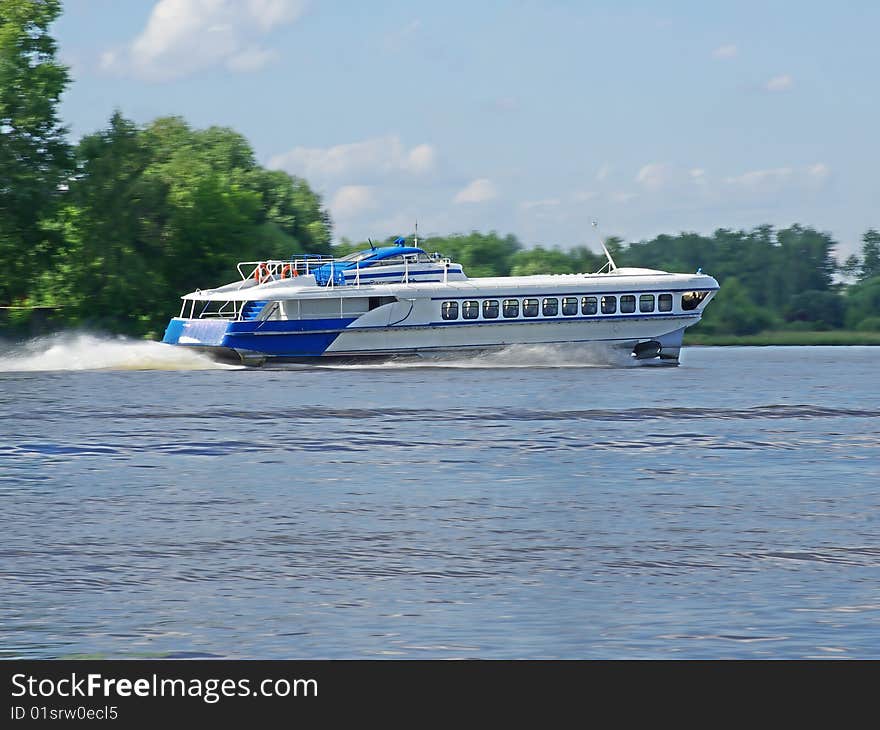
[1,339,879,658]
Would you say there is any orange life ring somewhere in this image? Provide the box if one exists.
[254,263,270,283]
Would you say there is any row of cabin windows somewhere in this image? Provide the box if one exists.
[441,293,674,320]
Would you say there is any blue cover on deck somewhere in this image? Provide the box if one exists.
[312,245,426,286]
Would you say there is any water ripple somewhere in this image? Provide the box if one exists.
[3,403,878,423]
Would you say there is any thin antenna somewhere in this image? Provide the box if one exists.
[414,221,419,247]
[593,218,617,272]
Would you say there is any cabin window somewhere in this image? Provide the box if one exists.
[483,300,499,319]
[522,298,539,317]
[462,300,480,319]
[543,298,559,316]
[342,297,371,315]
[582,296,598,315]
[503,299,520,318]
[681,291,708,311]
[562,297,578,316]
[377,256,405,266]
[601,295,617,314]
[620,295,636,314]
[639,294,655,313]
[368,296,396,311]
[658,293,673,312]
[441,301,459,320]
[300,298,345,318]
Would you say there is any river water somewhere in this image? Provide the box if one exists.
[1,335,878,659]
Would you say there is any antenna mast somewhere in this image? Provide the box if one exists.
[593,219,617,272]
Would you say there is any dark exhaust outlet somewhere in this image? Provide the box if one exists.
[632,340,662,359]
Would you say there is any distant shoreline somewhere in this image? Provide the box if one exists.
[686,330,880,346]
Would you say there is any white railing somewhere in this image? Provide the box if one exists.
[236,252,452,286]
[236,255,336,282]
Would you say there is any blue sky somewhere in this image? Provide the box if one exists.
[53,0,879,257]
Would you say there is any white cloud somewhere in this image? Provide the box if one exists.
[330,186,377,219]
[572,190,598,202]
[725,167,793,188]
[635,162,671,191]
[453,178,497,204]
[246,0,305,31]
[610,192,637,204]
[595,163,610,182]
[269,135,436,186]
[402,144,435,174]
[765,74,793,92]
[690,168,707,186]
[712,44,738,59]
[520,198,561,210]
[106,0,305,81]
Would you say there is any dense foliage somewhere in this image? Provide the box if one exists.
[1,0,878,340]
[0,0,70,303]
[33,113,331,334]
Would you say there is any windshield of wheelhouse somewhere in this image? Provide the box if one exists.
[336,251,376,263]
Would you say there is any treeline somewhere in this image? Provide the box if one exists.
[2,1,879,340]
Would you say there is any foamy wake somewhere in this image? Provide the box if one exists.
[0,333,238,372]
[322,343,635,370]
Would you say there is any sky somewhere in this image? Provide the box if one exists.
[52,0,880,258]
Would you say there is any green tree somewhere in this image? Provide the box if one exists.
[844,276,880,330]
[510,246,578,275]
[506,245,601,275]
[252,168,332,257]
[34,112,165,331]
[774,225,837,302]
[841,254,861,280]
[422,231,521,277]
[694,276,776,335]
[860,229,880,281]
[784,290,845,330]
[0,0,70,303]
